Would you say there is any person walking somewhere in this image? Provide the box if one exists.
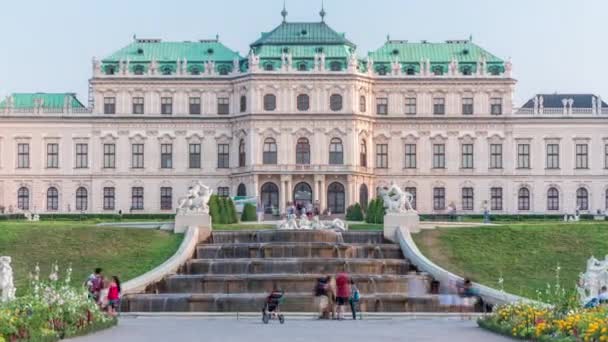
[314,276,329,319]
[85,268,104,304]
[335,271,350,320]
[106,276,121,317]
[349,279,360,320]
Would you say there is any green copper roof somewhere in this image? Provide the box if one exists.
[0,93,84,109]
[251,21,355,47]
[368,40,503,63]
[253,44,352,59]
[102,40,241,63]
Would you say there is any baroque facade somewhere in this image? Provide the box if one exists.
[1,12,607,215]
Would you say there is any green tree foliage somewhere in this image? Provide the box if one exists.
[241,203,258,222]
[365,197,386,224]
[346,203,364,221]
[208,195,222,224]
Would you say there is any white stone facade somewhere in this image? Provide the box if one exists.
[1,61,607,216]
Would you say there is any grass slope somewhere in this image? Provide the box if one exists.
[413,222,608,298]
[0,220,182,294]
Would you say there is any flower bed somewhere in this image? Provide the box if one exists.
[0,265,116,342]
[479,302,608,341]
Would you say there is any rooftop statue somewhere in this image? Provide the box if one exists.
[177,181,213,214]
[379,184,416,214]
[0,256,16,302]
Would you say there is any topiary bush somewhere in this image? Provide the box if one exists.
[241,203,257,222]
[365,197,385,224]
[208,195,222,224]
[346,203,364,221]
[226,197,239,223]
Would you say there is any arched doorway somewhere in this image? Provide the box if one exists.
[327,182,345,214]
[261,182,279,215]
[293,182,313,208]
[359,184,369,211]
[237,183,247,197]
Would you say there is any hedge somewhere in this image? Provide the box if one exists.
[365,197,385,224]
[346,203,364,221]
[241,203,257,222]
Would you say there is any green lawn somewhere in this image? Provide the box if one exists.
[413,222,608,298]
[0,220,182,295]
[349,223,382,230]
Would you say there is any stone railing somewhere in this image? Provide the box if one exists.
[2,107,93,115]
[516,107,606,116]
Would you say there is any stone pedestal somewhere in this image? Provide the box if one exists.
[383,212,420,242]
[174,212,212,234]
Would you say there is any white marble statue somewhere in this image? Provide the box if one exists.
[577,255,608,304]
[0,256,16,302]
[379,184,416,213]
[277,215,347,231]
[177,181,213,214]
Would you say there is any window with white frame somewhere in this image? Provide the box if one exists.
[47,143,59,168]
[433,187,446,210]
[575,144,588,169]
[217,97,229,114]
[103,143,115,169]
[462,187,474,210]
[17,143,30,168]
[518,188,530,211]
[160,187,173,210]
[547,187,559,210]
[104,97,116,114]
[405,97,416,115]
[433,98,445,115]
[217,144,230,168]
[490,187,503,210]
[489,144,503,169]
[462,97,474,115]
[546,144,560,169]
[461,144,474,169]
[189,97,201,115]
[131,187,144,210]
[131,144,144,168]
[161,97,173,115]
[432,144,445,169]
[132,97,144,114]
[576,188,589,210]
[517,144,530,169]
[103,187,115,210]
[376,97,388,115]
[75,143,88,168]
[189,144,201,169]
[490,98,503,115]
[404,144,416,168]
[160,144,173,168]
[375,144,388,169]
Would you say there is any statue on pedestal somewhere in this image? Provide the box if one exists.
[379,184,416,213]
[0,256,16,302]
[177,181,213,214]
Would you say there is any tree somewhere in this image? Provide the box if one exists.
[226,197,238,223]
[346,203,364,221]
[209,195,222,224]
[365,197,386,224]
[241,203,257,222]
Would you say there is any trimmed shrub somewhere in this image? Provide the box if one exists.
[241,203,257,222]
[226,197,239,223]
[346,203,364,221]
[365,197,385,224]
[208,195,222,224]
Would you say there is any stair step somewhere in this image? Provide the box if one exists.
[196,243,402,259]
[210,230,387,244]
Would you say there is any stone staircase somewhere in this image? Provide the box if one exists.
[121,230,445,312]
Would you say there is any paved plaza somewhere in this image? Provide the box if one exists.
[68,316,512,342]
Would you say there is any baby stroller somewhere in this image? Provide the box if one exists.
[262,289,285,324]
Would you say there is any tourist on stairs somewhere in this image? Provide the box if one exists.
[335,271,351,320]
[349,279,360,320]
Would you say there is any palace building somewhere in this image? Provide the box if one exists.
[1,10,607,216]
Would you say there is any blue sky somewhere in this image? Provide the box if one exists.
[0,0,605,106]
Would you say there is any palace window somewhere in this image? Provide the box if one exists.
[238,139,246,167]
[329,61,341,71]
[75,187,88,211]
[297,94,310,111]
[160,66,172,75]
[218,65,230,75]
[47,143,59,168]
[405,187,417,210]
[490,144,503,169]
[329,138,343,165]
[134,65,145,75]
[263,138,278,165]
[217,187,230,197]
[330,94,343,111]
[296,138,310,165]
[462,97,474,115]
[217,143,230,168]
[377,65,388,76]
[405,144,416,168]
[433,98,445,115]
[103,187,115,210]
[160,187,173,210]
[264,63,274,71]
[375,144,388,169]
[190,66,201,75]
[546,144,560,169]
[575,144,589,169]
[376,97,388,115]
[103,143,115,169]
[576,188,589,210]
[217,97,229,115]
[360,140,367,167]
[298,62,307,71]
[461,144,474,169]
[189,144,201,169]
[433,187,446,210]
[17,187,29,210]
[432,144,445,169]
[47,187,59,211]
[461,65,473,76]
[160,144,173,169]
[490,98,503,115]
[518,188,530,211]
[405,66,416,75]
[75,143,88,168]
[605,144,608,169]
[264,94,276,111]
[462,187,474,210]
[131,144,144,168]
[240,95,247,112]
[161,97,173,115]
[237,184,247,197]
[490,187,503,210]
[189,97,201,115]
[17,143,30,168]
[405,97,416,115]
[432,65,444,76]
[103,97,116,114]
[547,187,559,211]
[359,96,366,112]
[131,187,144,210]
[360,184,369,211]
[517,144,530,169]
[132,97,144,114]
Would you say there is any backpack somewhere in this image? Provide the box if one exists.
[315,281,327,296]
[352,288,360,302]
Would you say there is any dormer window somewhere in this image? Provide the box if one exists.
[329,61,341,71]
[133,65,145,75]
[489,65,501,76]
[298,62,307,71]
[207,48,214,55]
[136,48,144,55]
[405,66,415,75]
[264,63,274,71]
[105,65,116,75]
[218,65,229,75]
[377,65,388,76]
[161,66,172,75]
[315,47,324,53]
[461,65,472,76]
[191,66,201,75]
[432,65,444,76]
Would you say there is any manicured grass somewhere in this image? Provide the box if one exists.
[413,222,608,298]
[348,223,382,230]
[0,220,182,295]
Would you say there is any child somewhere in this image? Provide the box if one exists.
[349,279,360,320]
[106,276,121,316]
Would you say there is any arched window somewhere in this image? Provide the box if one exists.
[261,183,279,214]
[461,65,473,76]
[237,183,247,197]
[329,94,343,111]
[240,95,247,112]
[238,139,246,167]
[190,66,201,75]
[405,66,416,75]
[218,65,229,75]
[161,65,172,75]
[296,138,310,165]
[47,187,59,211]
[133,65,145,75]
[263,94,276,111]
[547,187,559,211]
[327,182,345,214]
[17,187,29,210]
[359,95,366,112]
[264,63,274,71]
[293,182,313,207]
[359,184,369,211]
[432,65,444,76]
[489,65,501,76]
[76,187,88,211]
[329,61,341,71]
[297,94,310,111]
[377,65,388,76]
[360,140,367,167]
[329,138,343,165]
[298,62,307,71]
[576,188,589,210]
[518,188,530,211]
[263,138,277,164]
[105,65,116,75]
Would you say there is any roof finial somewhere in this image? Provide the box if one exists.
[320,0,326,22]
[386,34,390,42]
[281,0,288,23]
[469,34,473,42]
[215,33,219,41]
